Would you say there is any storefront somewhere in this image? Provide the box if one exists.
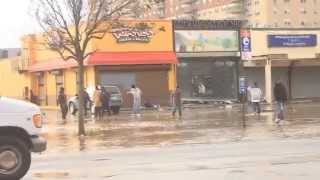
[23,20,177,107]
[173,20,242,101]
[87,52,177,107]
[242,30,320,102]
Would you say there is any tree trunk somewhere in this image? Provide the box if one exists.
[78,59,86,136]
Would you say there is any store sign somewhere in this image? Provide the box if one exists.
[175,30,239,52]
[239,76,248,95]
[268,34,317,47]
[240,30,252,60]
[111,27,153,43]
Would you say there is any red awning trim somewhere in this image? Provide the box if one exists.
[87,51,178,65]
[27,59,78,72]
[27,51,177,72]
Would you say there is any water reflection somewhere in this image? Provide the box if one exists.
[42,103,320,153]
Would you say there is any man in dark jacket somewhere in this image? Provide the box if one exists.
[101,87,111,117]
[57,87,68,120]
[172,86,182,117]
[83,89,91,117]
[273,81,288,123]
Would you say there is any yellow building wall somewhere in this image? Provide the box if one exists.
[90,20,174,52]
[0,58,30,99]
[18,20,175,105]
[85,66,96,89]
[64,69,77,97]
[168,65,176,92]
[46,72,57,105]
[251,30,320,59]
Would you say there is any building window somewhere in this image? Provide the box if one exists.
[284,20,291,26]
[301,9,307,14]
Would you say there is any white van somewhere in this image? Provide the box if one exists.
[0,97,47,179]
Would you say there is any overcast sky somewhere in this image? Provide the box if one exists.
[0,0,38,48]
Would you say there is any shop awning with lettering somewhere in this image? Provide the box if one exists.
[86,51,178,65]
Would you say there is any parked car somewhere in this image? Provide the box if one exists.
[68,95,92,115]
[0,97,47,179]
[68,86,122,115]
[103,85,123,114]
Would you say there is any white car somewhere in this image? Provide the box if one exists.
[0,97,47,179]
[68,86,123,115]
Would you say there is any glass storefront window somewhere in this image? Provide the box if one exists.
[178,57,238,100]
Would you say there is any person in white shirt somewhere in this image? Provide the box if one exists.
[249,82,263,114]
[128,85,142,115]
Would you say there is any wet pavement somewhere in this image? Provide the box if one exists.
[23,103,320,179]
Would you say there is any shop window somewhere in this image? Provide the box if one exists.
[178,60,238,99]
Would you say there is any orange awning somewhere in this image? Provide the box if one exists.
[27,52,177,72]
[28,59,78,72]
[87,51,178,65]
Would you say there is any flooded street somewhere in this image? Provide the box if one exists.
[23,103,320,179]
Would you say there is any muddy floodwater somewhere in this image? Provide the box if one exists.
[23,103,320,180]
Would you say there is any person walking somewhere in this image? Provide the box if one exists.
[101,86,111,117]
[83,89,92,117]
[57,87,68,120]
[249,82,263,115]
[274,81,288,123]
[172,86,182,117]
[128,85,142,116]
[93,86,103,120]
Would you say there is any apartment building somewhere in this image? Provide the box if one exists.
[142,0,242,20]
[164,0,242,19]
[244,0,320,28]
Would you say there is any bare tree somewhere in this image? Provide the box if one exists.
[34,0,157,136]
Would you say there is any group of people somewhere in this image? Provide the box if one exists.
[57,81,287,122]
[57,86,112,120]
[247,80,288,123]
[56,84,183,120]
[92,85,112,120]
